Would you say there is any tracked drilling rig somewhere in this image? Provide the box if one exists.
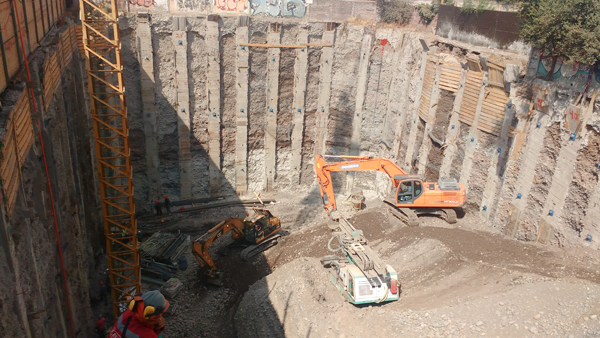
[321,217,400,304]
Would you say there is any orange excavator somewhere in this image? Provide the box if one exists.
[192,209,281,285]
[315,155,466,226]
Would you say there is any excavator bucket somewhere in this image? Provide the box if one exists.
[207,272,224,286]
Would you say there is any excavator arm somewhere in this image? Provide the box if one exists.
[192,218,246,279]
[315,155,407,213]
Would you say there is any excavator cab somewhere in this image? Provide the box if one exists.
[243,209,281,244]
[395,176,424,204]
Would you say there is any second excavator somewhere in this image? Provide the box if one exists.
[192,208,281,285]
[315,155,466,226]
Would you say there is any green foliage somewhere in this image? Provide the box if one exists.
[416,0,453,24]
[476,0,494,11]
[519,0,600,65]
[416,3,437,24]
[377,0,414,25]
[460,0,477,14]
[460,0,493,14]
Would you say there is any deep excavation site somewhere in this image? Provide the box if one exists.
[2,0,600,337]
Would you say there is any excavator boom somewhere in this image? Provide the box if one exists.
[315,155,407,213]
[192,209,282,285]
[315,155,466,225]
[192,218,245,279]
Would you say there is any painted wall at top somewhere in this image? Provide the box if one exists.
[169,0,307,17]
[529,49,600,89]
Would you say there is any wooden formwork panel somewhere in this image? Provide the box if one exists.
[43,50,61,110]
[35,2,45,39]
[477,87,508,136]
[59,26,76,66]
[439,62,460,93]
[22,0,40,52]
[13,92,33,163]
[458,71,483,126]
[76,25,85,58]
[0,0,65,92]
[68,25,77,54]
[418,60,436,122]
[0,88,34,216]
[0,0,66,93]
[1,134,20,215]
[0,54,5,93]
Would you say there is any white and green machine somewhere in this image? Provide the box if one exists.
[321,218,400,304]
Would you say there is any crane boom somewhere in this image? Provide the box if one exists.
[80,0,140,316]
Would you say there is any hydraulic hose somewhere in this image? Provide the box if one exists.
[327,234,344,252]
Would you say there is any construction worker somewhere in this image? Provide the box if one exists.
[155,199,162,216]
[164,195,171,214]
[99,281,108,305]
[95,316,106,338]
[109,290,169,338]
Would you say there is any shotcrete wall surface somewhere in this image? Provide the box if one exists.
[117,13,600,250]
[520,123,563,241]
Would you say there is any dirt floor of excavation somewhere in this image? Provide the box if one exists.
[93,195,600,338]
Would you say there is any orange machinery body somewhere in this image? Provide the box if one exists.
[193,218,245,279]
[192,210,281,279]
[314,155,466,213]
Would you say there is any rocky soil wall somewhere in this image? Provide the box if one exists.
[119,14,600,250]
[0,25,101,337]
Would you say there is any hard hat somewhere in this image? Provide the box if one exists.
[100,282,104,285]
[128,290,170,322]
[164,195,168,198]
[156,200,160,203]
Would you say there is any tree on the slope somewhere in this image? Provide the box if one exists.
[518,0,600,78]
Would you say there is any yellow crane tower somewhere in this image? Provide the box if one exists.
[79,0,141,316]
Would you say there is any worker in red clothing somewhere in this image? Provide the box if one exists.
[95,316,106,338]
[154,200,162,216]
[164,195,171,214]
[108,290,169,338]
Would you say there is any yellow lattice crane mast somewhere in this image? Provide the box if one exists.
[80,0,141,316]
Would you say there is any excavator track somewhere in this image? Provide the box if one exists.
[240,234,281,261]
[441,208,457,224]
[384,201,420,227]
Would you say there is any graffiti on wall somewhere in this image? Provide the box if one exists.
[213,0,250,13]
[172,0,307,16]
[532,49,600,84]
[175,0,211,12]
[250,0,306,17]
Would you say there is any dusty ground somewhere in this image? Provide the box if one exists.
[98,192,600,337]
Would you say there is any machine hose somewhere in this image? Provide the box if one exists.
[327,234,344,252]
[375,279,393,304]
